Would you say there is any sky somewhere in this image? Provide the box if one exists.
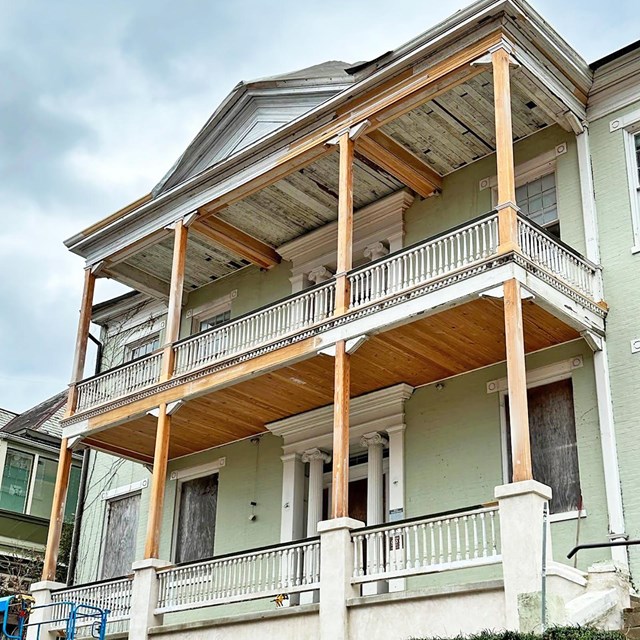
[0,0,637,413]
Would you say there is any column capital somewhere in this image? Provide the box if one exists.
[280,452,303,464]
[363,241,389,261]
[302,448,331,464]
[360,432,389,448]
[308,265,334,285]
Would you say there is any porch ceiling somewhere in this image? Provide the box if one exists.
[83,297,580,463]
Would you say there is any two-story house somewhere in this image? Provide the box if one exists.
[26,1,640,639]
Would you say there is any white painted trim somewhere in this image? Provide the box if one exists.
[186,292,236,333]
[481,147,562,193]
[549,508,587,523]
[101,478,149,501]
[170,457,226,482]
[609,107,640,133]
[24,453,39,515]
[621,125,640,251]
[576,128,602,268]
[0,535,45,553]
[486,355,583,393]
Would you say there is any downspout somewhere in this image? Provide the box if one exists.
[67,331,102,585]
[576,123,628,568]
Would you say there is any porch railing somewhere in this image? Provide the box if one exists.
[351,505,501,583]
[75,351,162,413]
[517,216,598,298]
[349,213,499,309]
[155,538,321,614]
[173,281,336,376]
[49,576,133,630]
[69,211,601,416]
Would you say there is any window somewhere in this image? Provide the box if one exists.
[625,130,640,251]
[0,450,33,513]
[516,172,560,238]
[101,492,141,579]
[125,333,160,362]
[30,457,58,519]
[174,473,218,563]
[505,378,581,514]
[199,309,231,332]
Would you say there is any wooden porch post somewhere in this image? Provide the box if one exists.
[67,267,96,416]
[331,132,354,519]
[160,220,189,381]
[492,46,519,253]
[144,403,172,559]
[42,439,73,580]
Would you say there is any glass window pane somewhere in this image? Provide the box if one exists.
[200,309,231,332]
[175,474,218,564]
[0,450,33,514]
[541,173,556,191]
[126,334,160,362]
[64,466,82,522]
[517,172,559,232]
[30,457,58,519]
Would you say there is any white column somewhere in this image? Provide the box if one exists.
[593,341,628,568]
[280,453,305,542]
[129,558,171,640]
[360,433,388,525]
[386,424,407,592]
[26,581,66,640]
[302,448,331,536]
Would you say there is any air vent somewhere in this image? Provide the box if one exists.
[525,100,537,110]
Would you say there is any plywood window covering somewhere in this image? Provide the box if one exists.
[516,172,559,238]
[101,492,141,579]
[174,473,218,564]
[125,332,160,362]
[505,379,581,514]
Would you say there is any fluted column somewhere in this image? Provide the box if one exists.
[361,433,388,526]
[302,448,331,536]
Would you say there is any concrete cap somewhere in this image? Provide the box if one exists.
[317,517,365,533]
[132,558,173,572]
[494,479,552,501]
[30,580,67,592]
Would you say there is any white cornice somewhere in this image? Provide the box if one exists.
[278,189,414,276]
[268,383,414,455]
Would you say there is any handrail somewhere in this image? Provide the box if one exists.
[567,538,640,559]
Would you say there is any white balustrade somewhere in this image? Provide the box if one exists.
[517,216,598,299]
[173,282,335,376]
[351,506,501,583]
[75,352,162,413]
[348,214,499,309]
[155,539,321,614]
[49,577,133,631]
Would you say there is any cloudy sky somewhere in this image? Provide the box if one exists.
[0,0,637,413]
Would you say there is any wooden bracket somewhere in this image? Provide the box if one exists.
[318,335,368,357]
[581,330,603,352]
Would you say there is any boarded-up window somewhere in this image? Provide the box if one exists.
[506,378,581,513]
[175,473,218,564]
[101,493,141,579]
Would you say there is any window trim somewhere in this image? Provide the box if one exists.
[494,357,585,520]
[623,126,640,253]
[169,457,225,562]
[124,331,161,362]
[186,292,236,334]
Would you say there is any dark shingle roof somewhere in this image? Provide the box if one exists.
[1,391,68,439]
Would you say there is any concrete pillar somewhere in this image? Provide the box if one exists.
[26,581,66,640]
[302,448,331,537]
[496,480,552,631]
[318,517,363,640]
[387,424,406,592]
[128,558,171,640]
[280,453,305,542]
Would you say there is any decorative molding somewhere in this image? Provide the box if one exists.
[170,457,226,482]
[631,339,640,355]
[102,478,148,501]
[278,189,413,278]
[268,383,414,456]
[486,355,583,394]
[318,334,368,357]
[609,106,640,133]
[307,266,334,284]
[480,148,559,193]
[301,448,331,464]
[360,432,389,448]
[364,242,389,261]
[186,290,236,319]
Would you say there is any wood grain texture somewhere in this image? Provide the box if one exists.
[335,133,354,314]
[331,340,351,519]
[84,298,579,462]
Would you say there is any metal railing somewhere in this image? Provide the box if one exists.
[173,281,336,376]
[75,351,162,413]
[348,213,499,309]
[155,538,321,614]
[49,576,133,631]
[517,216,598,299]
[351,505,501,583]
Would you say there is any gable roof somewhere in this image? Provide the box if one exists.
[0,408,18,429]
[153,61,355,195]
[1,391,68,440]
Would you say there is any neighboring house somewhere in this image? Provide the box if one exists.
[28,2,640,639]
[0,393,82,594]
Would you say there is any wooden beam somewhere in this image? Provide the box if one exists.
[67,268,96,416]
[503,278,532,482]
[331,340,351,518]
[144,404,172,559]
[357,130,442,198]
[83,438,155,465]
[193,216,281,270]
[42,439,73,580]
[492,47,518,252]
[103,262,170,301]
[335,132,354,315]
[161,221,189,380]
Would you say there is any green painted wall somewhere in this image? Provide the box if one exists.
[589,99,640,580]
